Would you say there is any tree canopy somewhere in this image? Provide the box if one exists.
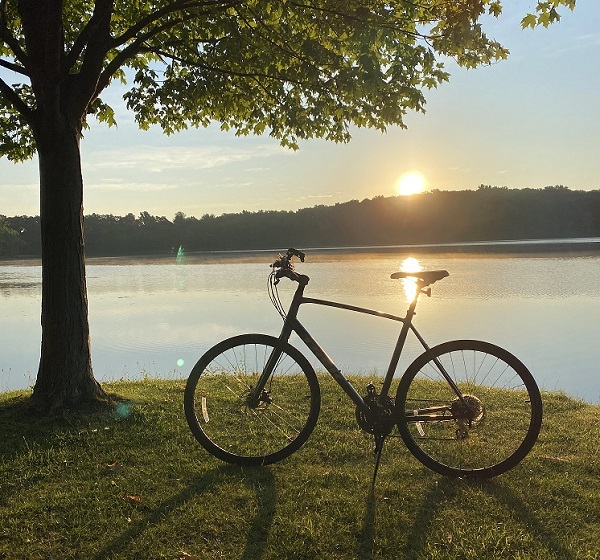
[1,0,574,159]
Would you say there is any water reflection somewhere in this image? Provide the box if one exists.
[0,268,41,297]
[400,257,422,302]
[1,249,600,403]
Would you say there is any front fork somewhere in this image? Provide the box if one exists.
[246,345,283,408]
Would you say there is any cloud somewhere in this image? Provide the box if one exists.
[83,144,291,174]
[0,182,37,190]
[86,180,178,192]
[575,32,600,45]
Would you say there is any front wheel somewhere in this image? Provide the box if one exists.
[396,340,542,478]
[185,334,321,466]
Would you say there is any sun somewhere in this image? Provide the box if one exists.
[396,172,426,196]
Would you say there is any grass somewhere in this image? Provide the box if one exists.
[0,377,598,560]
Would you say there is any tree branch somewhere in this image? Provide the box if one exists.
[0,57,27,75]
[109,0,241,50]
[0,75,35,125]
[63,0,114,76]
[287,1,426,36]
[92,2,230,100]
[149,46,304,86]
[85,1,240,104]
[76,0,113,84]
[0,5,30,70]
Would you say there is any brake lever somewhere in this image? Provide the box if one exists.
[271,253,287,269]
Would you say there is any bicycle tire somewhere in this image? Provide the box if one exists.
[185,334,321,466]
[396,340,542,478]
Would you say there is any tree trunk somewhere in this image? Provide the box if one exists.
[31,112,106,413]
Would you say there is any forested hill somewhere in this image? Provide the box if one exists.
[2,186,600,257]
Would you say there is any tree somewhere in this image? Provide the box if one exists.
[0,0,574,412]
[0,215,25,256]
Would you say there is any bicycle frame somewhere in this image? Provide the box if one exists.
[253,275,465,418]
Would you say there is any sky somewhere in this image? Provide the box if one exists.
[1,1,599,220]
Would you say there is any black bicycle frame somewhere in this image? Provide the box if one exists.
[253,277,465,417]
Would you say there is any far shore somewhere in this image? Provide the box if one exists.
[2,236,600,266]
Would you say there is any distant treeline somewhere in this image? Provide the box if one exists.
[2,185,600,257]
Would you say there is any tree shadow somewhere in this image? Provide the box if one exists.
[0,392,119,459]
[1,395,277,558]
[0,393,126,506]
[0,394,63,503]
[91,464,276,560]
[356,476,577,560]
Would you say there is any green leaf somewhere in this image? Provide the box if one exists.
[521,13,538,29]
[488,2,503,17]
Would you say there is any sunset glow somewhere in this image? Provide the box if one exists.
[396,172,426,196]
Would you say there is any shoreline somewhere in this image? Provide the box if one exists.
[2,236,600,266]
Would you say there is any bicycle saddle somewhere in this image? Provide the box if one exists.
[390,270,449,286]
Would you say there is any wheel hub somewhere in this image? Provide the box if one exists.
[450,394,485,425]
[246,388,272,409]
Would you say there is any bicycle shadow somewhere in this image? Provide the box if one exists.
[357,476,576,560]
[357,490,377,560]
[91,464,276,560]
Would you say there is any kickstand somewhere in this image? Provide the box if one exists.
[370,435,386,492]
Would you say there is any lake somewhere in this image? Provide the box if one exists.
[1,240,600,403]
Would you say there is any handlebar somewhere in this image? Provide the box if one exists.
[272,247,305,266]
[271,248,309,285]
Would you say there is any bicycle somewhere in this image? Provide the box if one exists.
[185,248,542,479]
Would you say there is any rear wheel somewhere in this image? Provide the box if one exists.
[396,340,542,478]
[185,334,320,466]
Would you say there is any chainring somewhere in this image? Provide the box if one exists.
[355,388,396,437]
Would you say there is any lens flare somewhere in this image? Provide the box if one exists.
[113,402,133,419]
[176,246,185,264]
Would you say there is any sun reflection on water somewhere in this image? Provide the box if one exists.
[400,257,422,302]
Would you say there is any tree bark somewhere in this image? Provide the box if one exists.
[31,111,106,413]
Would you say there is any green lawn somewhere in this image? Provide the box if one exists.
[1,378,598,560]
